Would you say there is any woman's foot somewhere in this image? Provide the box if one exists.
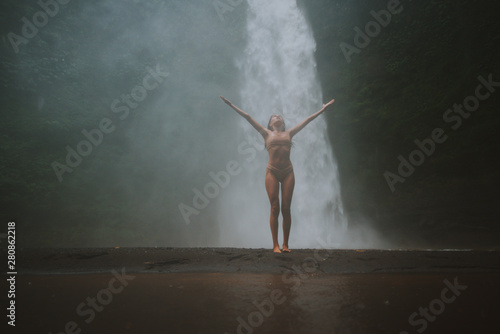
[282,244,291,253]
[273,245,282,253]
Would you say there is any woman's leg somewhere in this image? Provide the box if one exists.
[265,169,281,253]
[280,171,295,252]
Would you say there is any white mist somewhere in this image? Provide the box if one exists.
[217,0,347,248]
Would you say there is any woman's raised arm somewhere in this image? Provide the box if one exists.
[289,99,335,138]
[220,96,268,138]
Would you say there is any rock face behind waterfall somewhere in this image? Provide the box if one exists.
[304,0,500,248]
[217,0,347,249]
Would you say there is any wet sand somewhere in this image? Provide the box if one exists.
[7,248,500,333]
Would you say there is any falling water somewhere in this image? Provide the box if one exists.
[218,0,347,248]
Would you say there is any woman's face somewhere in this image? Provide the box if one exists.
[269,115,284,130]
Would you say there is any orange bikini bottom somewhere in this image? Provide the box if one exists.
[266,164,293,183]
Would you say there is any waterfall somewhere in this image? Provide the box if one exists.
[218,0,347,248]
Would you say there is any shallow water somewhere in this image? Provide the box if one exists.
[15,272,499,333]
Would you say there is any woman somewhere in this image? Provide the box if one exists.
[220,96,335,253]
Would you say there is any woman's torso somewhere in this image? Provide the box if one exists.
[265,131,292,169]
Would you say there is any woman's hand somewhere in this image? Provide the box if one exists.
[220,96,268,138]
[220,96,232,105]
[322,99,335,109]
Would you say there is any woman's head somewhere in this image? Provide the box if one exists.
[267,115,285,131]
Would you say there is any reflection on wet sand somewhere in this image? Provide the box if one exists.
[16,272,499,334]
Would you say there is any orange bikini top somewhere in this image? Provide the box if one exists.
[266,141,292,151]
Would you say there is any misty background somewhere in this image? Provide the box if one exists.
[1,0,499,249]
